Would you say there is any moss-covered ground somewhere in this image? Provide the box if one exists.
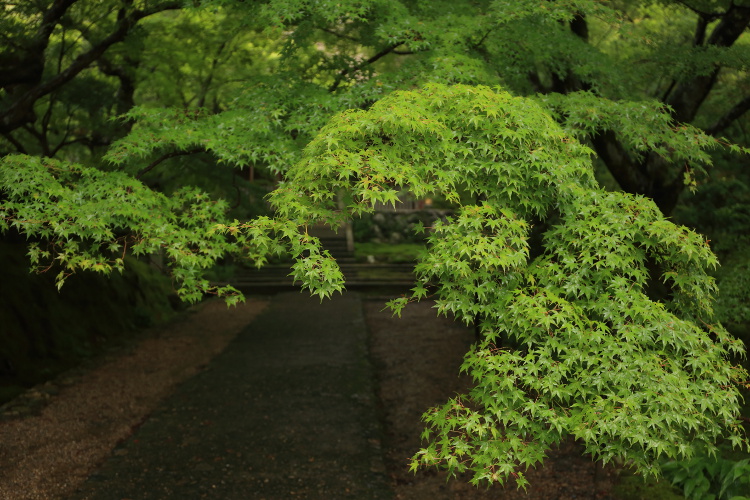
[354,242,425,263]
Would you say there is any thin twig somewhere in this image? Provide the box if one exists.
[318,27,360,42]
[136,148,205,180]
[328,43,403,92]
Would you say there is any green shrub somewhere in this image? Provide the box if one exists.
[662,455,750,500]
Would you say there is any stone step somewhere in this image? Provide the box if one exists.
[308,225,355,260]
[217,263,416,290]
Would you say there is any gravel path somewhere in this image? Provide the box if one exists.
[365,298,617,500]
[69,291,391,500]
[0,291,621,500]
[0,298,268,500]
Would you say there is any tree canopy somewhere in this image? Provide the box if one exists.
[2,0,750,489]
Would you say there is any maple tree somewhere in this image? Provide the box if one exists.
[2,0,750,489]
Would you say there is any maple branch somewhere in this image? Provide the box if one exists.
[328,43,403,92]
[136,148,206,180]
[706,94,750,136]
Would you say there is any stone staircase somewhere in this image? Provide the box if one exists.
[308,224,355,264]
[227,262,416,290]
[223,225,416,291]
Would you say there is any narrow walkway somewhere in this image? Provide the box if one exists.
[70,292,392,500]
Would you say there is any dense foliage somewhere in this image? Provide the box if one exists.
[2,0,750,489]
[253,82,748,486]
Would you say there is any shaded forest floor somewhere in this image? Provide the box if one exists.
[365,297,620,500]
[0,293,678,499]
